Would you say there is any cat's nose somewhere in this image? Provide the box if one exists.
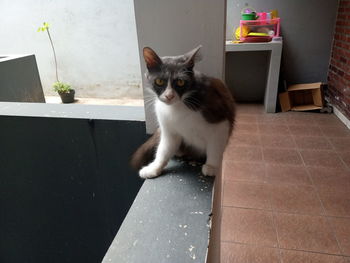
[165,94,174,101]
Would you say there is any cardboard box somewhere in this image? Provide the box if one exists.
[279,82,324,112]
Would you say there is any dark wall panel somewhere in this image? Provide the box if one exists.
[0,116,147,263]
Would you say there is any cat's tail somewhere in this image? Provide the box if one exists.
[130,128,160,170]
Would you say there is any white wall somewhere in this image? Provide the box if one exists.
[0,0,142,99]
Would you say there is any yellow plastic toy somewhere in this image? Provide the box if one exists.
[234,25,249,40]
[247,32,269,36]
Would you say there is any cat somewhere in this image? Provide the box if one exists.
[131,46,235,179]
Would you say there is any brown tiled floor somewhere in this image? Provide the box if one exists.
[221,104,350,263]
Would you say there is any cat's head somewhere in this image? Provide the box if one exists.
[143,46,202,105]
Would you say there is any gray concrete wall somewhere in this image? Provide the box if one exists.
[0,55,45,102]
[226,0,338,95]
[134,0,227,133]
[0,0,142,99]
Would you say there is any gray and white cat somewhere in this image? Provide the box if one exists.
[131,46,235,179]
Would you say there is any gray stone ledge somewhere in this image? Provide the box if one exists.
[0,102,145,121]
[103,159,214,263]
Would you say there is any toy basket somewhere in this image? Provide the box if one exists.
[240,18,280,41]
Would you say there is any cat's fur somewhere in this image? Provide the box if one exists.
[131,46,235,179]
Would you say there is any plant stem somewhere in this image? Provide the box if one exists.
[46,28,59,83]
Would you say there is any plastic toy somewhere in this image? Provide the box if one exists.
[241,7,258,20]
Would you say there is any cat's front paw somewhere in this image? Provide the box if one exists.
[139,164,162,179]
[202,164,217,177]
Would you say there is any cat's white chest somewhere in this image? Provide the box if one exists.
[155,101,228,153]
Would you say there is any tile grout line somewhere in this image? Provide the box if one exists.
[222,205,350,219]
[258,134,284,263]
[225,111,349,261]
[303,155,345,256]
[221,240,347,257]
[306,113,350,258]
[321,130,350,171]
[316,116,350,183]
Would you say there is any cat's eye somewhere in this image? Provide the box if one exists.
[155,78,165,86]
[176,79,185,87]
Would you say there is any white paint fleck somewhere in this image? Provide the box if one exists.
[133,240,138,247]
[166,254,170,258]
[183,225,187,228]
[184,232,188,236]
[139,220,143,224]
[190,211,204,215]
[189,245,195,252]
[168,240,171,243]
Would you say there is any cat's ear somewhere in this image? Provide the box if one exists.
[143,47,162,71]
[184,45,202,68]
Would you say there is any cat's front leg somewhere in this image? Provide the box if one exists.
[202,128,229,177]
[139,132,181,179]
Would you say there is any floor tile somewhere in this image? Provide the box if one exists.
[280,249,345,263]
[321,125,350,137]
[307,167,350,192]
[265,164,312,186]
[234,123,259,134]
[318,190,350,217]
[269,185,323,214]
[229,133,260,147]
[236,114,258,123]
[329,217,350,256]
[221,107,350,262]
[223,182,270,209]
[286,114,318,126]
[257,114,287,124]
[221,242,280,263]
[288,125,323,136]
[300,150,346,169]
[260,134,296,148]
[329,138,350,152]
[263,148,303,165]
[258,124,290,135]
[313,114,343,126]
[339,152,350,168]
[221,207,278,247]
[223,161,266,183]
[225,146,263,162]
[274,213,340,254]
[294,136,333,150]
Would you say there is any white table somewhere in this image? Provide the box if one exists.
[225,39,283,113]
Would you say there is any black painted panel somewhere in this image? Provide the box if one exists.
[0,116,146,263]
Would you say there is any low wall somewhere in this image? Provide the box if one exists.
[0,55,45,102]
[0,103,146,263]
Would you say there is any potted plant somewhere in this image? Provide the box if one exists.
[38,22,75,103]
[52,81,75,103]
